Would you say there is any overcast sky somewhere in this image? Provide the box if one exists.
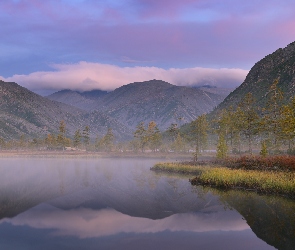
[1,0,295,94]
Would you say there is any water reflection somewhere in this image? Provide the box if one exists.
[0,158,278,249]
[201,187,295,250]
[2,205,248,238]
[0,158,220,220]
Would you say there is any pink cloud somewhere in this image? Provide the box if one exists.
[1,62,248,93]
[0,0,295,78]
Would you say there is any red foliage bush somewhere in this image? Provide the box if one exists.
[220,155,295,172]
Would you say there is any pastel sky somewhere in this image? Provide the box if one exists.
[1,0,295,94]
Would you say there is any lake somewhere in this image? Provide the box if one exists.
[0,157,293,249]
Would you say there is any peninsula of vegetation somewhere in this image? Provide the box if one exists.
[152,41,295,199]
[152,155,295,199]
[152,79,295,199]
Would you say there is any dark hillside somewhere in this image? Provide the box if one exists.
[215,41,295,112]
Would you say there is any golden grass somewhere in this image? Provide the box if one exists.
[195,167,295,196]
[152,162,295,197]
[151,162,208,175]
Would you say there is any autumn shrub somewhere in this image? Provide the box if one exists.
[221,155,295,172]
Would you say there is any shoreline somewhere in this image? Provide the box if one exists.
[151,161,295,199]
[0,150,198,159]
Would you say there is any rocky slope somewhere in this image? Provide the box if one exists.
[49,80,225,130]
[96,80,224,130]
[195,85,234,100]
[0,81,130,140]
[47,89,107,110]
[215,41,295,111]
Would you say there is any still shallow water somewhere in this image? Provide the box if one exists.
[0,157,292,249]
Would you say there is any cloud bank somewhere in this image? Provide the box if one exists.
[1,0,295,78]
[1,62,248,94]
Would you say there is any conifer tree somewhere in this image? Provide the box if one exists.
[172,133,185,153]
[147,121,162,152]
[262,79,283,151]
[129,139,140,153]
[82,126,90,148]
[167,123,179,142]
[103,128,114,152]
[261,79,284,152]
[19,134,26,148]
[280,97,295,150]
[57,120,66,149]
[260,140,268,157]
[97,135,105,152]
[238,93,260,154]
[74,129,82,148]
[214,109,230,142]
[0,137,5,149]
[45,134,56,149]
[231,107,244,154]
[191,114,208,162]
[216,134,228,159]
[134,122,148,152]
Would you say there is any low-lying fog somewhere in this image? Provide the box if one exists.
[0,157,276,249]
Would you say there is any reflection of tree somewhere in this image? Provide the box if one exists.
[103,167,114,182]
[83,168,89,187]
[153,171,211,203]
[0,189,42,220]
[166,179,187,200]
[0,182,58,220]
[197,187,295,250]
[58,167,66,195]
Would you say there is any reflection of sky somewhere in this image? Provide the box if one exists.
[0,158,276,249]
[0,158,220,219]
[0,204,275,250]
[1,205,249,238]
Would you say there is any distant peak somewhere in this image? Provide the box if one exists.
[56,89,76,93]
[0,81,19,87]
[130,79,173,86]
[192,84,218,89]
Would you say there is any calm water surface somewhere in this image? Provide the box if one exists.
[0,157,293,249]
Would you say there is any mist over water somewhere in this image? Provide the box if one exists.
[0,158,277,249]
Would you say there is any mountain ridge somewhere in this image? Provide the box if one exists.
[48,79,227,130]
[215,41,295,111]
[0,80,131,140]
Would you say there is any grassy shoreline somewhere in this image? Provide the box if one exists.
[151,160,295,199]
[152,162,207,175]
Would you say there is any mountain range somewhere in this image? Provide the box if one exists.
[2,40,295,141]
[48,80,227,130]
[0,80,228,140]
[0,80,131,140]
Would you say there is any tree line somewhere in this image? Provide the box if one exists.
[0,79,294,157]
[212,79,295,157]
[0,122,116,152]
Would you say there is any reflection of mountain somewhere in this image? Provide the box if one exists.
[0,158,279,249]
[2,205,248,239]
[0,158,222,221]
[202,188,295,250]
